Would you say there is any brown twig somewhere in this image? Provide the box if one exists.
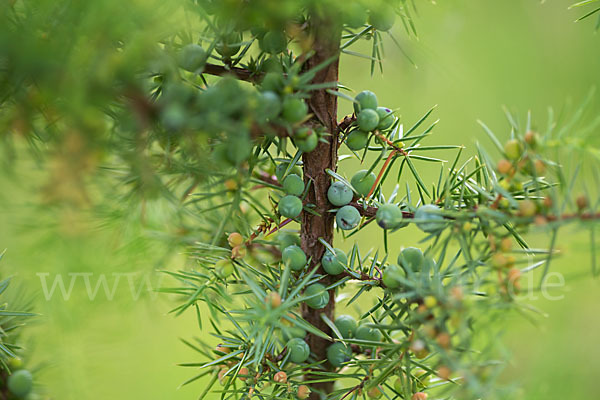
[348,201,378,217]
[373,130,408,156]
[350,344,373,355]
[346,200,600,226]
[267,218,293,236]
[244,216,295,248]
[202,63,261,82]
[366,150,399,199]
[253,171,281,187]
[361,131,409,200]
[337,115,357,133]
[250,122,290,138]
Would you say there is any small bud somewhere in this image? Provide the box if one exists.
[534,215,547,226]
[231,245,247,259]
[497,159,513,175]
[367,386,382,398]
[507,268,522,293]
[507,268,521,283]
[491,253,507,269]
[7,357,22,369]
[543,196,553,209]
[228,232,244,247]
[423,296,437,309]
[238,367,249,381]
[498,179,511,191]
[216,345,230,354]
[273,371,287,383]
[436,332,451,349]
[281,313,296,326]
[450,286,464,302]
[411,392,428,400]
[410,340,429,359]
[505,255,516,268]
[224,179,238,191]
[438,365,452,380]
[576,195,588,211]
[218,368,228,385]
[510,180,523,192]
[518,199,537,217]
[410,339,425,353]
[266,291,282,308]
[297,385,311,399]
[524,130,539,147]
[504,139,522,160]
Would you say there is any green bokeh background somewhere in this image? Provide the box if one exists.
[1,0,599,399]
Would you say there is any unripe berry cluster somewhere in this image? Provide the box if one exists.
[276,161,305,219]
[345,91,397,153]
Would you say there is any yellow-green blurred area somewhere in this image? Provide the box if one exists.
[1,0,600,399]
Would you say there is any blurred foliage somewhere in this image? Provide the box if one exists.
[0,252,41,399]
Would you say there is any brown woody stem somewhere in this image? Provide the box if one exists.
[300,11,343,400]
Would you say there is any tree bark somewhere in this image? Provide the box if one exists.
[300,12,342,400]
